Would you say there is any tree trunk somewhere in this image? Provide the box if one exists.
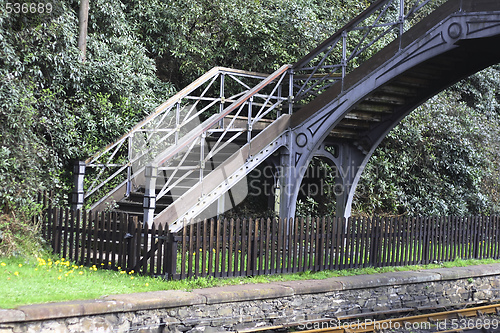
[78,0,89,62]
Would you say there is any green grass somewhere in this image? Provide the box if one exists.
[2,255,500,309]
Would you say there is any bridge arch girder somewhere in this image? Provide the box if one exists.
[287,9,500,217]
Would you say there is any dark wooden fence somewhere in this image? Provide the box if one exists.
[38,208,178,278]
[36,206,500,279]
[175,216,500,278]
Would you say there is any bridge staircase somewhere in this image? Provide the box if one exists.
[75,0,500,232]
[114,136,247,216]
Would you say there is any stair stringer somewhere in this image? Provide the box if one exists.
[155,114,291,233]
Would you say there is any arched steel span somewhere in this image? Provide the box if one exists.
[279,0,500,218]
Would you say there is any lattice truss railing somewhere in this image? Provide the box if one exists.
[292,0,447,105]
[84,66,291,209]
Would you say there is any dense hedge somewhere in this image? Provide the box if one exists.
[0,0,498,218]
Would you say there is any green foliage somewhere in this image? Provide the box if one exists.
[126,0,350,88]
[0,0,499,222]
[0,0,173,214]
[354,88,500,216]
[0,214,48,258]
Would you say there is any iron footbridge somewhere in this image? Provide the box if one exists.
[74,0,500,232]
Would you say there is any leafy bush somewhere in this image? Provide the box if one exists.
[354,89,500,216]
[0,0,173,215]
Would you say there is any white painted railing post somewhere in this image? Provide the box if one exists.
[143,164,158,228]
[71,161,86,210]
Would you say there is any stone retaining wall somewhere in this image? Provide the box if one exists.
[2,264,500,333]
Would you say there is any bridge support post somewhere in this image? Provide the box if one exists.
[330,142,366,219]
[217,196,225,220]
[71,161,86,211]
[334,178,348,219]
[277,147,294,219]
[143,164,158,228]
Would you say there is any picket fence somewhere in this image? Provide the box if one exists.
[36,204,500,279]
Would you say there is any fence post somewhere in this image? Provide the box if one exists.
[52,207,61,255]
[473,216,481,259]
[165,232,178,280]
[317,217,326,271]
[423,217,431,264]
[126,215,138,270]
[369,217,380,266]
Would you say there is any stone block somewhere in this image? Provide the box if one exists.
[192,284,294,305]
[0,310,25,324]
[104,291,206,312]
[426,264,500,281]
[17,300,124,321]
[216,307,233,317]
[277,279,343,295]
[337,271,440,290]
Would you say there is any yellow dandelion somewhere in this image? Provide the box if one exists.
[35,268,38,271]
[18,264,22,267]
[79,271,84,275]
[117,266,121,270]
[14,271,19,276]
[1,262,6,266]
[130,276,134,280]
[57,276,62,280]
[64,273,69,277]
[145,283,149,286]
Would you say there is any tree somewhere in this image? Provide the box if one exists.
[353,88,500,216]
[78,0,89,61]
[0,0,173,213]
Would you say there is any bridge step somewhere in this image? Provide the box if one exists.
[113,135,246,220]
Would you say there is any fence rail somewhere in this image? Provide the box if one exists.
[37,206,500,279]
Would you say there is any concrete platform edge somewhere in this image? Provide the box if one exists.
[1,263,500,324]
